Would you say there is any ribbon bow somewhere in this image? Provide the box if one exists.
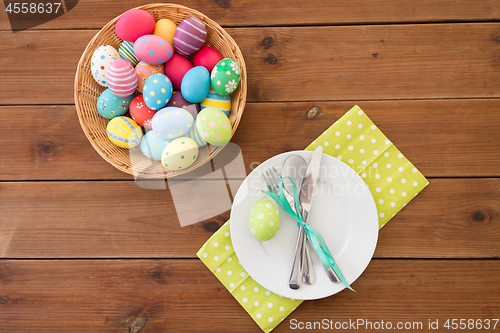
[262,177,354,292]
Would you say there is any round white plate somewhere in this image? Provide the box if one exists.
[230,150,379,300]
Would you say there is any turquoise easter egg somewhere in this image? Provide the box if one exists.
[152,107,195,140]
[143,73,173,111]
[140,131,171,161]
[248,199,280,241]
[180,66,210,104]
[96,88,134,119]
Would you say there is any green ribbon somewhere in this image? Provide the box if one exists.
[262,177,355,292]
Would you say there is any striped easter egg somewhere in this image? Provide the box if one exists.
[119,41,139,67]
[106,116,143,149]
[106,59,138,97]
[200,87,231,116]
[186,122,207,147]
[174,17,207,56]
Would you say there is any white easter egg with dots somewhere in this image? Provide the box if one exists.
[91,45,118,87]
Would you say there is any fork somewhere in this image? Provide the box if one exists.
[263,167,315,285]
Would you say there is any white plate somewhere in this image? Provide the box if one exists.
[230,151,379,300]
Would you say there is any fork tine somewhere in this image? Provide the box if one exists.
[266,169,279,192]
[262,172,274,192]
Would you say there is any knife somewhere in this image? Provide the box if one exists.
[288,146,323,289]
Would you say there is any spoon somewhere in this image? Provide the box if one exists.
[282,155,315,286]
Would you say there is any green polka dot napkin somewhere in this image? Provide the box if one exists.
[197,105,429,332]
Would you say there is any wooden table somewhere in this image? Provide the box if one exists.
[1,1,500,332]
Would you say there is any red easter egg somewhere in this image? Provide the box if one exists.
[192,46,223,73]
[129,95,157,129]
[166,91,200,120]
[163,54,193,91]
[115,10,155,43]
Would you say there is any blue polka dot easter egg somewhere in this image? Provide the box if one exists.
[142,73,173,111]
[151,107,195,140]
[248,199,280,241]
[140,130,171,161]
[96,88,134,119]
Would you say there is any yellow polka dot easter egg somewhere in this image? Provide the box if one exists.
[106,116,143,149]
[248,199,280,241]
[161,137,199,171]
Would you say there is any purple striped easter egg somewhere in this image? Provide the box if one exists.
[174,17,207,56]
[106,59,138,97]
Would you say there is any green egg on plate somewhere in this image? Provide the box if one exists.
[248,199,280,241]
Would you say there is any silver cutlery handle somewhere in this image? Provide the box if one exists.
[288,226,306,289]
[305,234,341,284]
[302,234,316,284]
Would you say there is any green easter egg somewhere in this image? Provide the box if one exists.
[161,137,199,171]
[248,199,280,241]
[210,58,241,96]
[195,107,232,146]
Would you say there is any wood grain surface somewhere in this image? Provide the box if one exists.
[1,0,500,30]
[0,259,498,332]
[0,178,498,258]
[1,99,499,180]
[1,1,499,331]
[2,23,500,104]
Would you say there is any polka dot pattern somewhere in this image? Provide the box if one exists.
[198,105,429,333]
[197,222,302,333]
[305,105,429,228]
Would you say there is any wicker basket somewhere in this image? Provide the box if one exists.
[74,3,246,178]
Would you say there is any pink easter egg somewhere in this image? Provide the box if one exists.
[135,61,165,93]
[163,54,193,91]
[166,91,199,120]
[134,35,174,65]
[115,9,155,43]
[174,17,207,56]
[106,58,138,97]
[192,46,223,73]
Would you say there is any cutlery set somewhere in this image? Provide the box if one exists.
[263,146,343,290]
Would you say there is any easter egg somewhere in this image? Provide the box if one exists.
[195,107,232,146]
[174,17,207,56]
[186,122,208,147]
[161,137,199,171]
[96,88,134,119]
[129,94,157,129]
[181,66,210,104]
[91,45,118,87]
[140,131,171,161]
[166,91,199,120]
[105,58,138,97]
[118,41,139,67]
[135,61,165,93]
[200,87,231,116]
[106,116,143,149]
[134,35,173,65]
[163,54,193,91]
[211,58,241,96]
[192,46,223,73]
[153,19,177,51]
[115,9,155,42]
[152,107,194,140]
[142,74,173,111]
[248,199,280,241]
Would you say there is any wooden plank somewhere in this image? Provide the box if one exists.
[0,179,498,258]
[1,23,499,105]
[1,0,500,30]
[0,99,498,180]
[0,259,498,332]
